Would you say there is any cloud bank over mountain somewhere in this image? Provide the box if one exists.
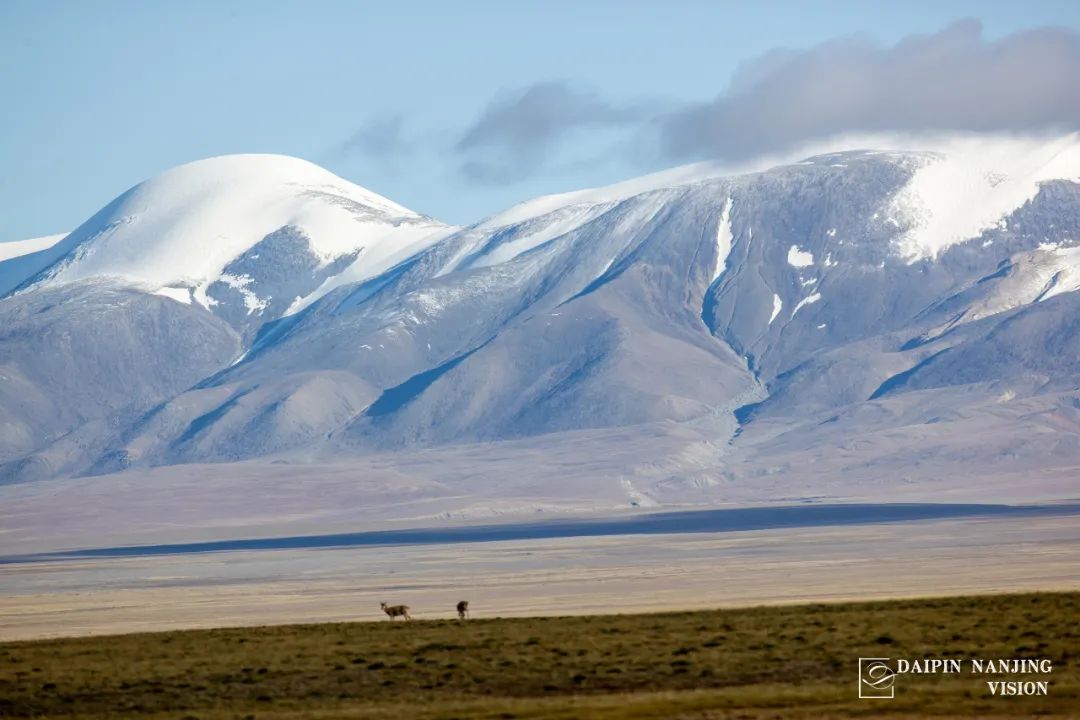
[442,21,1080,183]
[660,20,1080,162]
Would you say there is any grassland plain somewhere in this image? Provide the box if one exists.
[0,593,1077,719]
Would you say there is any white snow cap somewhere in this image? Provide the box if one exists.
[0,233,66,262]
[887,134,1080,261]
[31,154,446,309]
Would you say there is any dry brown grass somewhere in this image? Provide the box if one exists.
[1,592,1077,718]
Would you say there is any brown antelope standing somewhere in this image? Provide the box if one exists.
[456,600,469,620]
[380,601,411,621]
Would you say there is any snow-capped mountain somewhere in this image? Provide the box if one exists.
[10,154,449,339]
[3,137,1080,514]
[0,233,66,296]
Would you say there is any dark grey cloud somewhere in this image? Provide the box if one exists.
[455,82,650,183]
[336,115,412,171]
[425,21,1080,185]
[660,20,1080,161]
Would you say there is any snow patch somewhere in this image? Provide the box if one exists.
[889,135,1080,261]
[154,286,192,305]
[471,204,609,269]
[218,273,267,314]
[768,294,783,324]
[791,292,822,318]
[287,224,453,315]
[787,245,814,267]
[1038,245,1080,302]
[712,198,734,283]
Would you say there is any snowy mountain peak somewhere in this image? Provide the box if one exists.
[454,135,1080,277]
[12,154,448,334]
[884,136,1080,261]
[0,233,67,263]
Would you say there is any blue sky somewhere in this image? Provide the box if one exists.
[2,0,1080,240]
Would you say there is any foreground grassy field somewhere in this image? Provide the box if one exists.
[1,592,1077,719]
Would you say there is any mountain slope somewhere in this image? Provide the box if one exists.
[0,283,240,481]
[3,137,1080,511]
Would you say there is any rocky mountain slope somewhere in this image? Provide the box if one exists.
[2,138,1079,511]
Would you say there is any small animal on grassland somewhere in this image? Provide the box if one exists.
[456,600,469,620]
[380,602,411,620]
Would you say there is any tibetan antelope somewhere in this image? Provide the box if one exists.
[380,601,411,621]
[456,600,469,620]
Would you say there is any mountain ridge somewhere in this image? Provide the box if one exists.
[3,136,1080,516]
